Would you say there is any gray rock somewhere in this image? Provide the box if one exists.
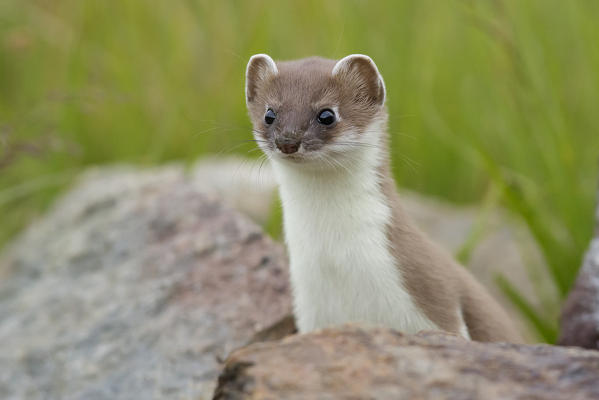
[0,165,291,400]
[191,157,277,225]
[559,189,599,349]
[215,325,599,400]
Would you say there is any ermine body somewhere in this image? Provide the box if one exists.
[245,54,522,342]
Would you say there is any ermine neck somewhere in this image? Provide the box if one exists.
[271,142,393,246]
[273,146,387,204]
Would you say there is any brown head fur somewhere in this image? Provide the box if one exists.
[245,54,386,157]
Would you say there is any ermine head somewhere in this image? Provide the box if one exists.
[245,54,387,168]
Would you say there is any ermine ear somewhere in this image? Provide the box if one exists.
[245,54,278,104]
[332,54,386,106]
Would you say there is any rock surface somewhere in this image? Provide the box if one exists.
[191,157,277,225]
[215,326,599,400]
[0,165,291,400]
[559,190,599,349]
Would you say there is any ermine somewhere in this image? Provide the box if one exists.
[245,53,523,342]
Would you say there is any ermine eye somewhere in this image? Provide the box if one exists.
[264,109,276,125]
[317,109,336,125]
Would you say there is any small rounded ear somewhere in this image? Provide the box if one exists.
[245,54,278,104]
[332,54,386,106]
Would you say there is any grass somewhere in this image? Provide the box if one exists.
[1,0,598,342]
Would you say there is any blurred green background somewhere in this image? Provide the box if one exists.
[1,0,598,342]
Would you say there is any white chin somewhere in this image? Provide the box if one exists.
[273,151,308,162]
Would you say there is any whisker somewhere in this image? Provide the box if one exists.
[243,154,265,185]
[357,128,416,140]
[397,154,420,175]
[317,153,335,171]
[238,139,269,144]
[192,121,260,138]
[257,154,270,183]
[328,155,348,174]
[213,139,266,157]
[388,131,417,140]
[246,147,263,154]
[331,141,379,149]
[192,126,220,137]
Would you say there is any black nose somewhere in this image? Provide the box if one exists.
[275,137,301,154]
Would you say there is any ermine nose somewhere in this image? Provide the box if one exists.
[275,137,301,154]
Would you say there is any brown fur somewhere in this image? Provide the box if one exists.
[379,154,523,342]
[246,54,524,343]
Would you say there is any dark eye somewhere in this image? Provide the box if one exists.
[264,109,276,125]
[317,109,336,125]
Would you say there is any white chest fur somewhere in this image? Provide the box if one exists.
[272,142,439,334]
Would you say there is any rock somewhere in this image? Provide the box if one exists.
[559,190,599,349]
[245,314,297,346]
[215,325,599,400]
[0,165,291,400]
[191,157,277,225]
